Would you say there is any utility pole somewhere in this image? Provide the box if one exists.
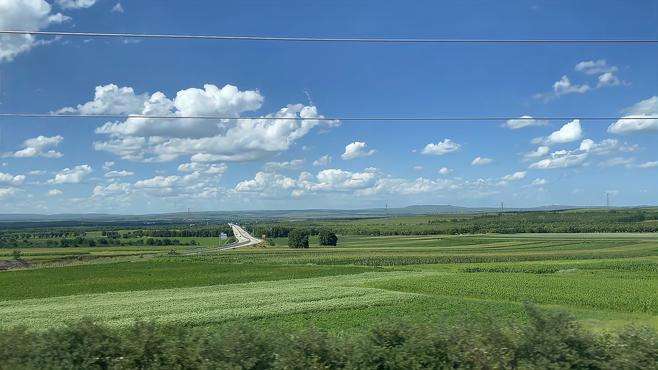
[606,192,611,209]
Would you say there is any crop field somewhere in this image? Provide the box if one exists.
[1,230,657,333]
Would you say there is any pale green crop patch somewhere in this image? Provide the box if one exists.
[0,272,422,330]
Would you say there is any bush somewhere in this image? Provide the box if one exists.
[11,249,22,260]
[288,229,309,249]
[0,306,656,369]
[318,229,338,246]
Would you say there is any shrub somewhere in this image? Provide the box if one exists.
[288,229,309,249]
[11,249,22,260]
[318,229,338,246]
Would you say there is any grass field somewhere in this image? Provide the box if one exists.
[1,232,657,333]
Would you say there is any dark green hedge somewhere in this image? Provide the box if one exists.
[0,305,655,369]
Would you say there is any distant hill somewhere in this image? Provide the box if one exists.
[0,204,605,224]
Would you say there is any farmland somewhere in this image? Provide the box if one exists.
[1,212,657,332]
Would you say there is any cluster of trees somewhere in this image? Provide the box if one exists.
[0,306,655,369]
[261,209,658,236]
[120,227,233,238]
[0,237,197,249]
[288,229,338,248]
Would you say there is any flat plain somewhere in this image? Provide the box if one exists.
[1,230,656,332]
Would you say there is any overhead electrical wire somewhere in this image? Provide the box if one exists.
[1,30,658,44]
[0,113,654,122]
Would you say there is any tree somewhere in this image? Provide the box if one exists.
[288,229,309,249]
[318,229,338,246]
[11,249,22,261]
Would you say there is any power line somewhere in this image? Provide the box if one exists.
[0,112,655,122]
[2,30,658,44]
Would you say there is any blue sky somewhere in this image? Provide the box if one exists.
[0,0,656,213]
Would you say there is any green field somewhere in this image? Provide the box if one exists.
[1,232,656,333]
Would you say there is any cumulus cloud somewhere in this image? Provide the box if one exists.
[0,172,26,186]
[48,164,92,184]
[69,84,337,162]
[529,150,588,170]
[597,72,621,88]
[599,157,635,168]
[342,142,376,160]
[10,135,63,158]
[421,139,461,156]
[531,178,547,186]
[263,159,305,172]
[471,156,493,166]
[438,167,452,175]
[501,171,526,182]
[543,119,583,145]
[578,138,636,155]
[111,2,123,13]
[504,115,548,130]
[0,187,20,199]
[608,96,658,134]
[47,189,63,196]
[523,146,550,160]
[92,182,131,197]
[177,162,227,175]
[104,170,134,178]
[0,0,69,62]
[552,76,590,96]
[56,0,97,9]
[312,155,332,167]
[636,161,658,169]
[574,60,618,75]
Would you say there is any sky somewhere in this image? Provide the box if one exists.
[0,0,657,213]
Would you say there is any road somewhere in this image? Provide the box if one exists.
[220,223,263,250]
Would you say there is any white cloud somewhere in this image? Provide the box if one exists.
[438,167,452,175]
[92,182,131,197]
[0,172,26,186]
[544,119,583,145]
[10,135,63,158]
[502,171,526,182]
[608,96,658,134]
[47,189,63,196]
[102,161,115,171]
[104,170,134,178]
[58,84,148,115]
[0,187,20,199]
[636,161,658,169]
[48,164,92,184]
[264,159,305,172]
[574,60,618,75]
[578,138,631,155]
[413,165,424,171]
[471,156,493,166]
[504,115,548,130]
[552,76,590,96]
[531,178,547,186]
[342,142,376,160]
[111,2,123,13]
[71,84,337,162]
[56,0,97,9]
[529,150,588,170]
[312,155,332,167]
[599,157,635,168]
[0,0,69,62]
[177,162,227,175]
[523,146,550,160]
[597,72,621,88]
[421,139,461,156]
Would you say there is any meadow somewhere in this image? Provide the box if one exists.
[1,228,656,334]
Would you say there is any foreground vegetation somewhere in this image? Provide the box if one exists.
[1,305,655,370]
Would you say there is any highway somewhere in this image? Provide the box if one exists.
[221,223,263,250]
